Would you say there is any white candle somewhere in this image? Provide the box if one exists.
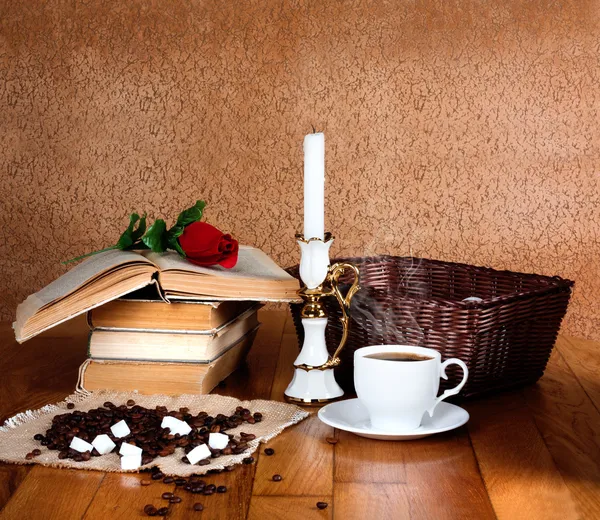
[304,132,325,240]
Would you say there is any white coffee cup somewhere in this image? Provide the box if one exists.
[354,345,469,432]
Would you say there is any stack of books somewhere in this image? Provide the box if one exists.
[14,246,300,394]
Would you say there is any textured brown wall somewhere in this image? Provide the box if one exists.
[1,1,599,338]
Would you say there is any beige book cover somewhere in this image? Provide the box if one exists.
[14,247,300,343]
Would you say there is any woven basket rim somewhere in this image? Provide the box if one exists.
[285,255,574,309]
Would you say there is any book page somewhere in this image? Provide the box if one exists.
[145,246,295,281]
[15,250,155,330]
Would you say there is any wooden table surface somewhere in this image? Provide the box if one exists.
[0,309,599,519]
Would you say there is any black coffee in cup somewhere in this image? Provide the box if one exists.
[365,352,433,362]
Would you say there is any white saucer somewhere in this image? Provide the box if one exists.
[317,399,469,440]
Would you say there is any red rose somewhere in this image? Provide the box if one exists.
[178,221,239,268]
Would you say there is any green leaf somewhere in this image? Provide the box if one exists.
[175,200,206,228]
[168,234,186,257]
[130,213,147,243]
[116,213,140,250]
[142,219,168,252]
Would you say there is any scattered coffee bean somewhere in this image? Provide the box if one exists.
[163,476,174,484]
[162,492,174,499]
[198,459,211,466]
[175,478,187,486]
[169,496,182,504]
[316,501,328,510]
[33,434,44,441]
[141,479,152,486]
[203,489,214,496]
[156,507,169,516]
[25,452,34,460]
[264,448,275,456]
[151,472,164,481]
[193,503,204,511]
[144,504,157,515]
[326,437,338,445]
[67,403,75,410]
[126,399,136,407]
[272,474,282,482]
[242,457,254,465]
[31,449,41,456]
[217,485,227,493]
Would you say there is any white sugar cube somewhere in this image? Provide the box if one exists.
[121,453,142,470]
[70,436,94,453]
[208,432,230,450]
[161,416,180,429]
[119,442,142,457]
[161,416,191,436]
[186,443,212,465]
[110,420,131,438]
[91,434,116,455]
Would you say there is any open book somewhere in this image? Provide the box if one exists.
[14,247,300,343]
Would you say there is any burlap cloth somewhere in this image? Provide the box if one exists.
[0,391,309,476]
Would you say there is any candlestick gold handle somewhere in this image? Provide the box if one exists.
[321,262,360,369]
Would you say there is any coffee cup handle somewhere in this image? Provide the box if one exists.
[427,359,469,417]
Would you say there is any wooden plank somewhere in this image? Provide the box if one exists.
[556,336,600,411]
[0,465,29,512]
[83,310,287,520]
[82,473,176,519]
[334,483,410,520]
[403,429,495,519]
[334,429,407,484]
[0,466,104,519]
[523,347,600,518]
[249,496,332,520]
[252,331,334,496]
[0,318,89,511]
[468,398,578,520]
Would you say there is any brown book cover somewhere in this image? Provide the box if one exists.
[88,296,257,332]
[87,309,260,362]
[78,329,257,395]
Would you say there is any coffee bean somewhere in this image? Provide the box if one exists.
[193,503,204,511]
[163,476,174,484]
[67,403,75,410]
[175,478,187,486]
[25,452,34,460]
[272,474,282,482]
[141,479,152,486]
[264,448,275,456]
[326,437,338,445]
[103,401,114,408]
[202,489,214,496]
[191,486,203,494]
[156,507,169,516]
[316,501,328,510]
[169,496,182,504]
[33,434,44,441]
[198,459,211,466]
[162,492,173,499]
[126,399,136,407]
[151,472,164,480]
[242,457,254,465]
[144,504,156,514]
[206,484,216,492]
[31,449,41,456]
[217,485,227,493]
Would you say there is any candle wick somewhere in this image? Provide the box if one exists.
[311,124,316,133]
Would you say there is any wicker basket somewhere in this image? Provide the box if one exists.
[287,256,574,399]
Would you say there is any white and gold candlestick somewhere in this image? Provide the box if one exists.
[285,131,360,404]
